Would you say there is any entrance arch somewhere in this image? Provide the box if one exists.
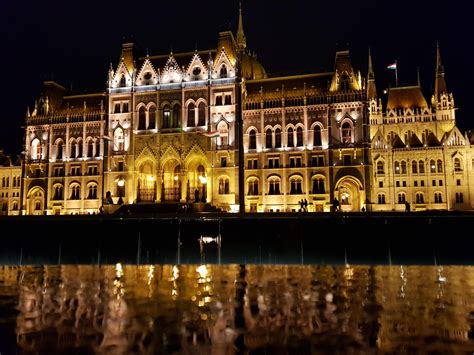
[162,159,181,202]
[27,187,45,215]
[137,160,156,202]
[334,176,364,212]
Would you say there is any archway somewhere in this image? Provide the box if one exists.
[334,176,364,212]
[162,159,181,202]
[137,160,156,202]
[186,158,208,203]
[27,187,45,215]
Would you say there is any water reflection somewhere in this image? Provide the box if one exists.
[1,265,474,353]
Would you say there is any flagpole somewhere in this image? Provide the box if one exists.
[395,60,398,87]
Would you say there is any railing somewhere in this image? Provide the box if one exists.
[162,188,180,202]
[138,188,156,202]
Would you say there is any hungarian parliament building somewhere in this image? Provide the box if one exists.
[1,10,473,215]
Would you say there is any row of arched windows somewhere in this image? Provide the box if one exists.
[377,192,444,205]
[245,176,326,195]
[51,183,98,200]
[30,138,100,160]
[2,177,20,187]
[377,159,461,175]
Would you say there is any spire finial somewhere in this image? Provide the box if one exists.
[417,67,421,86]
[237,2,247,50]
[368,47,374,80]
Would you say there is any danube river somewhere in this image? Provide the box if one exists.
[1,264,474,353]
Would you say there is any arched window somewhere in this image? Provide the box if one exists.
[148,106,156,129]
[31,138,42,160]
[416,193,424,204]
[454,158,462,172]
[198,102,206,126]
[218,177,230,195]
[430,160,436,173]
[77,139,83,158]
[70,184,81,200]
[377,161,384,174]
[289,176,303,194]
[412,160,418,174]
[69,139,76,159]
[455,192,464,204]
[119,75,126,87]
[339,73,350,91]
[187,103,195,127]
[87,139,94,158]
[275,128,282,148]
[114,127,124,152]
[296,127,303,147]
[53,185,63,200]
[218,121,229,146]
[287,127,294,147]
[378,194,386,204]
[249,130,257,150]
[268,177,280,195]
[220,65,227,78]
[312,177,325,194]
[401,161,407,174]
[265,128,273,149]
[12,201,18,211]
[87,184,98,199]
[313,125,322,146]
[434,193,443,204]
[56,140,63,160]
[418,160,425,174]
[172,104,180,128]
[394,161,400,174]
[437,159,443,173]
[247,178,259,195]
[162,105,171,128]
[398,193,406,204]
[138,107,146,130]
[341,122,352,143]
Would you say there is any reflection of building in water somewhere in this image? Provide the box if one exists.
[4,265,474,353]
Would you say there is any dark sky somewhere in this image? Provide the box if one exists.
[0,0,471,154]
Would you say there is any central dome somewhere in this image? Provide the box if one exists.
[241,52,267,80]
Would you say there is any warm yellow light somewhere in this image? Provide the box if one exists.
[117,179,125,187]
[196,264,209,279]
[199,175,207,184]
[116,263,123,278]
[174,175,179,181]
[147,176,155,182]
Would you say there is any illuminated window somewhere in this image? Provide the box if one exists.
[313,125,322,146]
[162,105,171,128]
[289,176,303,194]
[296,127,303,147]
[187,102,195,127]
[220,65,227,78]
[249,130,257,150]
[394,161,400,174]
[198,102,206,126]
[247,179,259,195]
[265,128,272,148]
[31,138,42,160]
[430,160,436,173]
[287,127,294,147]
[341,122,352,144]
[138,107,146,130]
[53,185,63,200]
[218,177,230,195]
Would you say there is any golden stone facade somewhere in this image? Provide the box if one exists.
[1,10,473,215]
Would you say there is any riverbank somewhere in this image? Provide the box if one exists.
[1,211,473,265]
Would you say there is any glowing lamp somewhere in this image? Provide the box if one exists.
[199,175,207,184]
[117,179,125,187]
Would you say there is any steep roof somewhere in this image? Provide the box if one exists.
[387,86,428,110]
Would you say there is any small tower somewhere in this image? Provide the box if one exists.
[236,2,247,51]
[431,43,455,122]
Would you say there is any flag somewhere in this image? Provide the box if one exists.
[199,130,220,138]
[387,63,397,70]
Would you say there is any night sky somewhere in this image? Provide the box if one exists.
[0,0,471,155]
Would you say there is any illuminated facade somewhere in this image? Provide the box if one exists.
[3,8,473,215]
[0,150,21,215]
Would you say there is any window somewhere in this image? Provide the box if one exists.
[221,157,227,167]
[341,122,352,143]
[53,167,64,177]
[434,193,443,204]
[454,158,462,172]
[248,179,259,195]
[224,94,232,105]
[313,125,322,146]
[416,193,424,204]
[218,121,229,146]
[430,160,436,173]
[401,161,407,174]
[56,141,63,160]
[402,181,407,187]
[420,181,425,187]
[343,155,352,166]
[394,161,400,174]
[439,180,443,186]
[220,65,227,78]
[218,178,230,195]
[275,128,282,148]
[456,179,461,186]
[268,178,280,195]
[53,185,63,200]
[192,67,201,76]
[187,103,195,127]
[70,166,81,176]
[87,184,98,199]
[432,180,436,186]
[148,106,156,129]
[266,129,273,148]
[77,139,83,158]
[312,178,325,194]
[289,156,302,168]
[414,181,418,187]
[87,140,94,158]
[412,161,418,174]
[70,185,80,200]
[289,177,303,194]
[138,107,146,130]
[378,194,386,204]
[249,130,257,150]
[118,162,124,171]
[172,104,180,128]
[268,157,280,169]
[88,165,98,175]
[311,155,324,167]
[396,181,400,187]
[114,103,121,114]
[215,95,223,106]
[123,102,129,113]
[379,181,383,188]
[418,160,425,174]
[287,128,294,147]
[296,127,303,147]
[398,193,406,204]
[12,201,18,211]
[247,159,258,169]
[437,160,443,173]
[198,102,206,126]
[31,138,42,160]
[162,105,171,128]
[455,192,464,203]
[376,161,384,174]
[119,75,126,87]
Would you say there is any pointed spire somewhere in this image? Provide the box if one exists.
[417,67,421,86]
[26,106,30,118]
[434,42,447,97]
[367,47,377,99]
[237,2,247,50]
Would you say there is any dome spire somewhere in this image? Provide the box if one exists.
[237,2,247,50]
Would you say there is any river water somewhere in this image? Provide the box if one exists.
[1,264,474,354]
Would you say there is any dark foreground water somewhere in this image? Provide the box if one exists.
[1,265,474,354]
